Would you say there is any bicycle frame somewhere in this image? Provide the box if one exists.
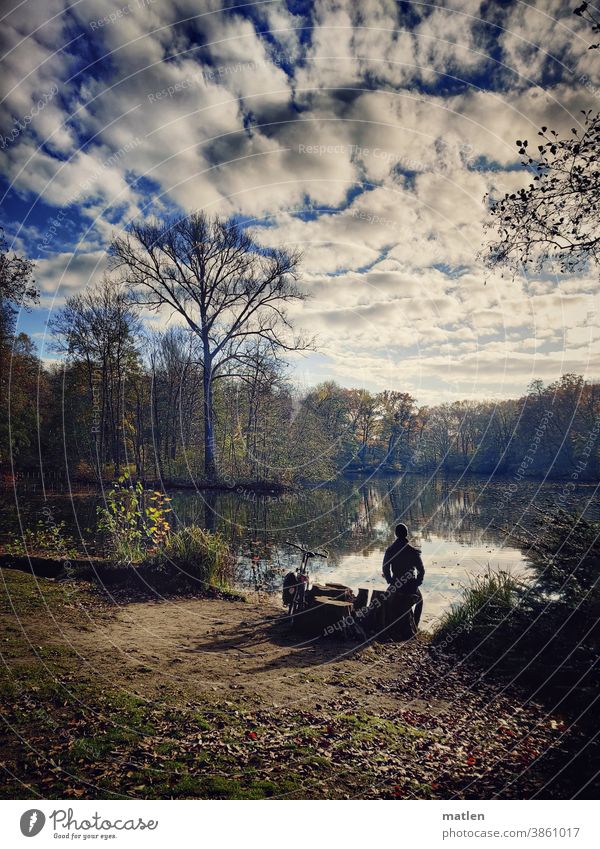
[284,541,327,617]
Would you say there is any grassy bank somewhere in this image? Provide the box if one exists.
[1,493,238,600]
[432,510,599,796]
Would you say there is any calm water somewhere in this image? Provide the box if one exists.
[3,474,598,627]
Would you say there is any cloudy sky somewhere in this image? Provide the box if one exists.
[1,0,599,403]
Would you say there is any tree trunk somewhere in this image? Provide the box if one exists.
[203,356,217,479]
[150,370,164,482]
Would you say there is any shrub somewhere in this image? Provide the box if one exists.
[97,477,171,564]
[432,511,600,724]
[5,520,78,559]
[524,508,600,605]
[144,526,234,591]
[74,460,96,482]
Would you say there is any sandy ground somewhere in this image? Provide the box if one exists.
[2,571,584,799]
[60,593,443,715]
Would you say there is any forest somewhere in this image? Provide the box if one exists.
[1,261,599,487]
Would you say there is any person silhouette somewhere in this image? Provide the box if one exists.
[382,523,424,627]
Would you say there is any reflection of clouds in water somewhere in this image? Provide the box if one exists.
[310,533,528,627]
[4,473,595,622]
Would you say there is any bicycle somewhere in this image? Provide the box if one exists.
[282,540,328,618]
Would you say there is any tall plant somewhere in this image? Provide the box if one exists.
[97,476,171,563]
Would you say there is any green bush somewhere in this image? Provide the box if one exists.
[145,526,234,591]
[97,477,171,564]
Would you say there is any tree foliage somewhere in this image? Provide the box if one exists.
[484,111,600,274]
[0,229,38,339]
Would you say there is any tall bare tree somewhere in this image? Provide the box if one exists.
[110,212,307,479]
[51,276,141,477]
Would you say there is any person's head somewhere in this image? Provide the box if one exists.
[395,522,408,540]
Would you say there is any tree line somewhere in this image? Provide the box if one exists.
[1,214,599,486]
[2,288,598,484]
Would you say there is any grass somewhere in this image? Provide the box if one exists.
[152,526,232,583]
[0,566,88,616]
[1,664,420,799]
[434,568,525,649]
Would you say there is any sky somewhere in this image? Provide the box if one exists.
[1,0,599,404]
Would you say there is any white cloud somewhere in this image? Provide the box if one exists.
[2,0,597,401]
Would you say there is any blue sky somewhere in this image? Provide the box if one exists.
[1,0,599,403]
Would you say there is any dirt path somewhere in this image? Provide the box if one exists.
[64,594,442,714]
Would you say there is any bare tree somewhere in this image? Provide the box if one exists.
[147,327,202,478]
[110,212,308,479]
[51,276,141,477]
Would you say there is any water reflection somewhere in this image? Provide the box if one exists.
[167,474,597,625]
[3,474,598,626]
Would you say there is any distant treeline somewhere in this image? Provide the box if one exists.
[1,279,598,486]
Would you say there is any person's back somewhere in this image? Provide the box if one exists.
[382,523,425,628]
[382,537,423,594]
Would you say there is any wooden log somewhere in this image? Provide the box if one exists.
[294,596,353,635]
[369,589,388,631]
[307,582,351,602]
[354,588,369,610]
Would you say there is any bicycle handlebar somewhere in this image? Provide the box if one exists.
[284,540,328,558]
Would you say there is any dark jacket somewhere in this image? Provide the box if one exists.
[382,539,424,594]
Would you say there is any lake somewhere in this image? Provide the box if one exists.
[3,474,598,627]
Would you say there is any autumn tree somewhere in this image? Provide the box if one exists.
[378,390,418,468]
[0,231,39,469]
[0,228,38,342]
[344,389,378,467]
[51,277,141,477]
[110,213,308,479]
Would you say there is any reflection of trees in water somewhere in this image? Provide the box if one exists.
[7,475,597,591]
[187,476,594,571]
[167,476,524,591]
